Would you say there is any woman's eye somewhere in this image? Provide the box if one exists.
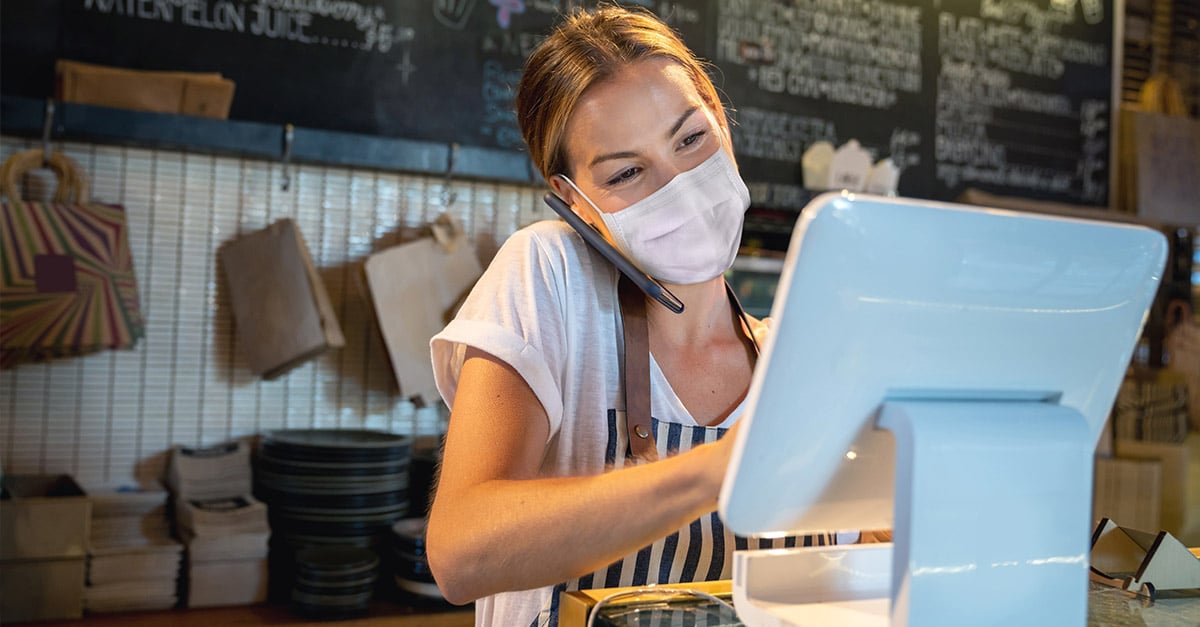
[680,130,706,147]
[605,167,640,186]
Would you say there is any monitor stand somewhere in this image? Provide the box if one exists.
[732,398,1094,627]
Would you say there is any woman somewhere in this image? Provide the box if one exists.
[427,6,836,626]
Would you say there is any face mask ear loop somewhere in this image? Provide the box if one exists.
[553,174,605,218]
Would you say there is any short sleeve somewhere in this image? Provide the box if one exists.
[430,223,573,438]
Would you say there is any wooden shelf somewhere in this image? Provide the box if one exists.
[12,600,473,627]
[0,95,539,185]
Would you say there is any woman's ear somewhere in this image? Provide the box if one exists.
[548,174,576,207]
[549,174,608,233]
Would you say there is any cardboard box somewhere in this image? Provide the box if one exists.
[0,557,85,621]
[0,475,90,620]
[0,474,90,560]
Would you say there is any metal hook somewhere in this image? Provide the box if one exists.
[281,123,295,192]
[442,142,458,207]
[41,99,55,166]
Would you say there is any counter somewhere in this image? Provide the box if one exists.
[564,581,1200,627]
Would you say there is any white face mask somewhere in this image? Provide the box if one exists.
[558,147,751,285]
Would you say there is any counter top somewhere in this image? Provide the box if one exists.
[569,582,1200,627]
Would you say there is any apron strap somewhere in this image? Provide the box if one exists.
[619,275,656,462]
[618,277,760,462]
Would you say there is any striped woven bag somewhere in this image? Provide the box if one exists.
[0,149,144,368]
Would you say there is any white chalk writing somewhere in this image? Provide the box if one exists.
[733,106,837,162]
[479,60,524,148]
[939,12,1106,80]
[81,0,414,53]
[746,181,811,208]
[1078,98,1109,202]
[934,4,1110,200]
[716,0,923,110]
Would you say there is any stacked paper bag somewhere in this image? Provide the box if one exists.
[167,442,269,608]
[167,441,253,500]
[85,488,182,613]
[176,496,270,608]
[56,60,236,119]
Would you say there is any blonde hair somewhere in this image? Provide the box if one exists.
[515,5,726,181]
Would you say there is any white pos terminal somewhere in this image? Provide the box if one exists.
[720,192,1167,627]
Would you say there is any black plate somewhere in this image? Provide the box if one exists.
[262,430,411,463]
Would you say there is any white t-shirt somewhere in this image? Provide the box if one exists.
[431,221,830,627]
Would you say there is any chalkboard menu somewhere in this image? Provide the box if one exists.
[709,0,1114,206]
[1,0,1114,208]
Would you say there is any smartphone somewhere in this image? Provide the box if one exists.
[542,192,684,314]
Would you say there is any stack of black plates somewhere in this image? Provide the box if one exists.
[254,429,410,601]
[390,518,443,601]
[291,545,379,618]
[255,429,411,548]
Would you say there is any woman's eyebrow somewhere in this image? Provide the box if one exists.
[666,106,699,138]
[588,107,701,169]
[589,150,638,168]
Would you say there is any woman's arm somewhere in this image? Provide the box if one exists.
[426,347,734,605]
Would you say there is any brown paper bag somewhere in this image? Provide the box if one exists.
[364,215,482,404]
[219,219,344,380]
[56,60,235,119]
